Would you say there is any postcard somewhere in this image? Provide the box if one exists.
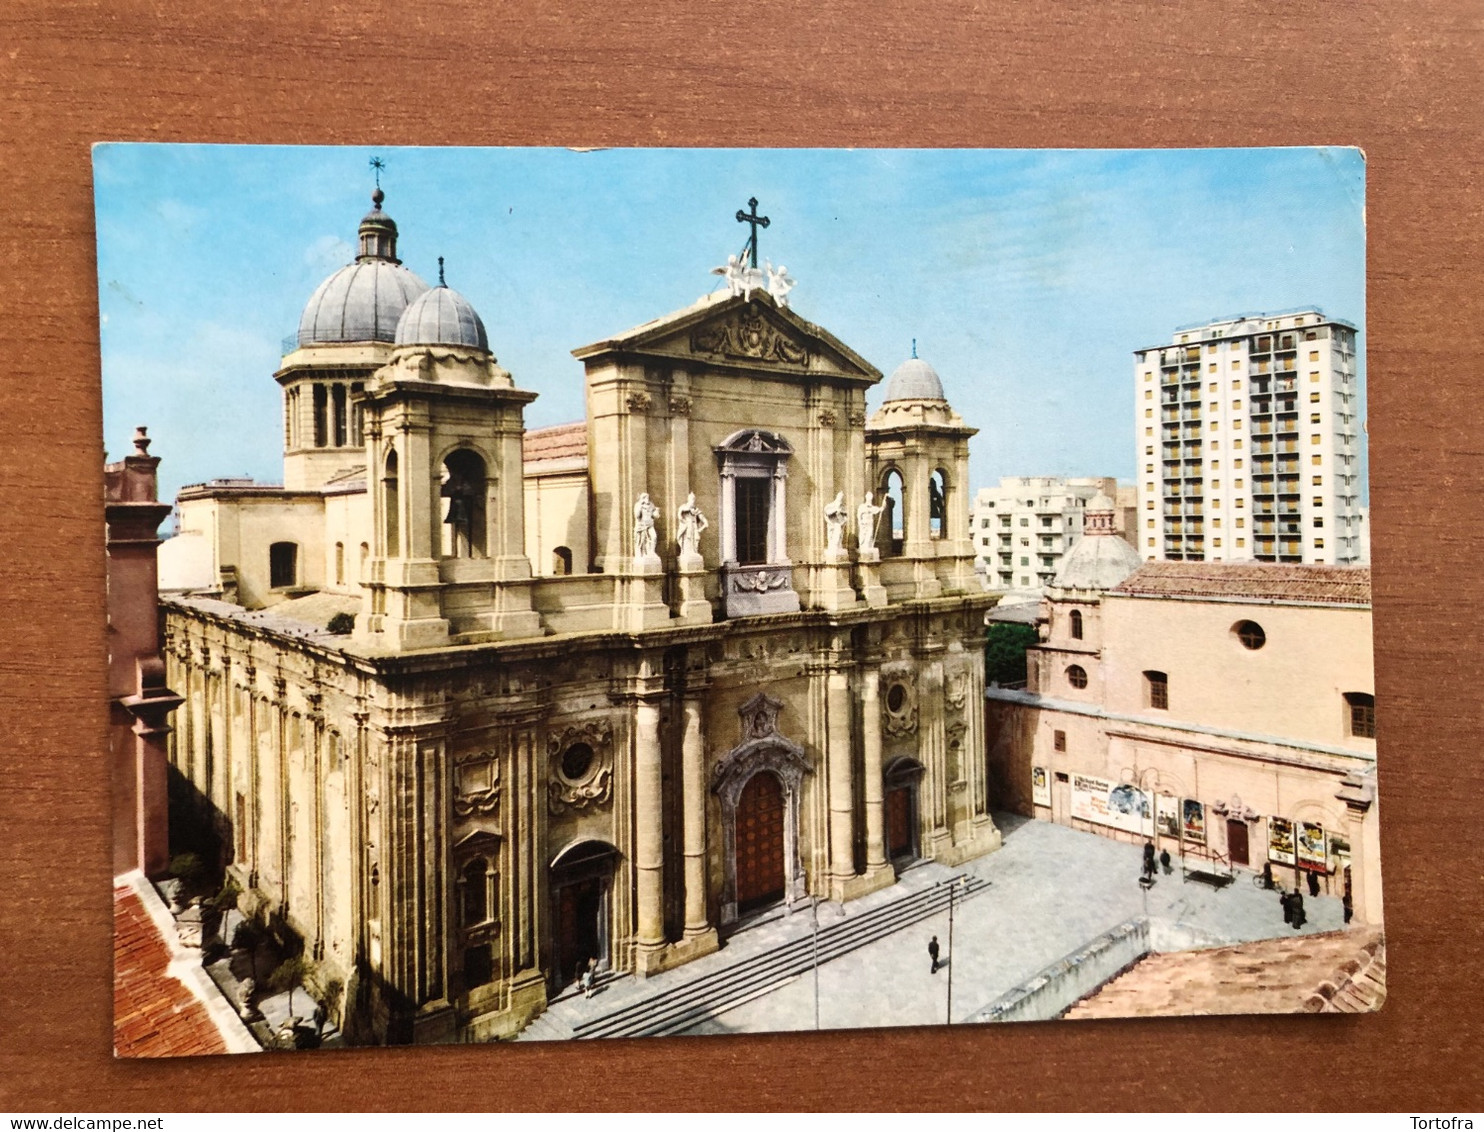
[98,145,1381,1054]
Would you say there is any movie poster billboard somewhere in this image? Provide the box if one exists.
[1182,798,1205,844]
[1156,794,1179,839]
[1268,816,1297,865]
[1071,773,1149,835]
[1297,821,1327,873]
[1031,766,1051,808]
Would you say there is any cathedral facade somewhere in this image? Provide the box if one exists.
[160,188,999,1043]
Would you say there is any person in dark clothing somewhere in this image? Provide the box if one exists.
[1142,841,1156,880]
[1280,890,1293,925]
[1307,870,1320,898]
[1262,862,1275,890]
[928,935,940,974]
[1289,890,1306,930]
[1343,892,1354,924]
[1159,848,1172,875]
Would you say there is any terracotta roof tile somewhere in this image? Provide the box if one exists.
[114,884,229,1058]
[523,422,587,465]
[1064,927,1385,1019]
[1110,561,1371,605]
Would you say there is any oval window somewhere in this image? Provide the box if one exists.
[1234,620,1266,650]
[561,742,595,781]
[886,684,908,713]
[1066,664,1088,689]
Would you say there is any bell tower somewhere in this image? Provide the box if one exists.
[355,271,542,649]
[865,348,979,599]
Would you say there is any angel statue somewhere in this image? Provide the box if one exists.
[764,260,796,307]
[676,491,709,559]
[710,254,746,298]
[633,492,659,559]
[824,490,849,553]
[857,492,883,549]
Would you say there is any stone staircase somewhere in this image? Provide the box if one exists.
[556,873,989,1040]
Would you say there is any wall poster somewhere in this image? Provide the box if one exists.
[1297,821,1327,872]
[1268,816,1297,865]
[1181,798,1206,845]
[1070,773,1149,836]
[1031,766,1051,808]
[1156,794,1179,839]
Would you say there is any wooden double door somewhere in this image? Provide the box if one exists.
[735,771,786,914]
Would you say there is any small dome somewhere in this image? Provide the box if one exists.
[394,285,489,351]
[297,261,430,346]
[883,356,946,402]
[1087,490,1115,512]
[1053,528,1142,592]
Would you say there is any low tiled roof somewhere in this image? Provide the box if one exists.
[1064,927,1385,1019]
[523,422,588,465]
[114,883,229,1058]
[1110,561,1371,605]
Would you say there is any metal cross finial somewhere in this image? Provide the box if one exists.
[369,155,386,188]
[735,196,770,269]
[438,255,445,286]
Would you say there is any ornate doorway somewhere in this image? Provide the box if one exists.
[549,840,617,993]
[884,757,924,865]
[712,692,814,925]
[735,771,787,914]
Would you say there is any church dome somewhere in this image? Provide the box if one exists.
[1053,503,1142,593]
[293,187,430,348]
[883,356,946,402]
[394,272,489,351]
[298,261,430,345]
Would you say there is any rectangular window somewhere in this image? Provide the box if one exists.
[1208,401,1218,411]
[1315,538,1326,549]
[1311,371,1321,382]
[1236,537,1245,547]
[1235,517,1245,528]
[734,476,771,565]
[1233,439,1242,449]
[1309,350,1320,361]
[1146,672,1168,711]
[1348,693,1376,738]
[1212,479,1221,490]
[1144,389,1153,400]
[1213,537,1222,548]
[1146,519,1155,529]
[1053,730,1066,752]
[1234,458,1243,469]
[1313,475,1323,485]
[1146,427,1154,437]
[1312,454,1323,465]
[1232,379,1241,390]
[1209,365,1217,374]
[1310,391,1321,403]
[1314,517,1324,528]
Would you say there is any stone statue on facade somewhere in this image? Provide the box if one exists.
[442,468,476,558]
[711,254,765,301]
[676,491,709,559]
[633,492,659,559]
[857,492,883,550]
[824,491,848,554]
[764,260,796,307]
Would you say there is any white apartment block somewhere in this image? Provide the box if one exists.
[973,476,1126,591]
[1134,310,1363,565]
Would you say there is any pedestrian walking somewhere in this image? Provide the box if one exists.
[1142,841,1156,880]
[1290,890,1307,930]
[1159,848,1172,875]
[580,956,597,998]
[1343,892,1354,925]
[928,935,940,974]
[1307,870,1320,898]
[1262,862,1274,891]
[1280,889,1293,926]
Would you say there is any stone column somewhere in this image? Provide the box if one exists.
[770,465,789,562]
[861,668,887,873]
[680,695,712,943]
[826,667,857,895]
[634,698,666,964]
[719,469,736,563]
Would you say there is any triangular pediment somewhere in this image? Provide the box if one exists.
[573,291,881,384]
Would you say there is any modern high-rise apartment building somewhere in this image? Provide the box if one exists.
[972,476,1134,591]
[1134,310,1363,565]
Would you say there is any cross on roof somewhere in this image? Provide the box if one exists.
[369,155,385,188]
[735,197,770,268]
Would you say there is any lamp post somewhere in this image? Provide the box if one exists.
[810,894,843,1031]
[945,875,967,1024]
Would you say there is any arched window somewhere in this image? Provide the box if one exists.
[929,469,947,539]
[1145,670,1169,711]
[383,449,400,556]
[1345,692,1375,738]
[881,468,906,556]
[313,383,328,448]
[441,448,487,558]
[461,857,489,927]
[334,542,345,586]
[1066,664,1088,689]
[1069,609,1084,640]
[552,546,573,576]
[1233,620,1266,649]
[358,541,369,579]
[269,542,298,589]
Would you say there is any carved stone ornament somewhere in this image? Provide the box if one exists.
[691,313,810,366]
[626,390,652,413]
[731,568,788,594]
[669,394,693,416]
[547,719,615,815]
[453,751,501,819]
[818,409,838,427]
[848,410,867,427]
[881,668,919,737]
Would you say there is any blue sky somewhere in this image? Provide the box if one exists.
[94,146,1365,506]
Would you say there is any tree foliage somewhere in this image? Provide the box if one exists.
[984,621,1038,686]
